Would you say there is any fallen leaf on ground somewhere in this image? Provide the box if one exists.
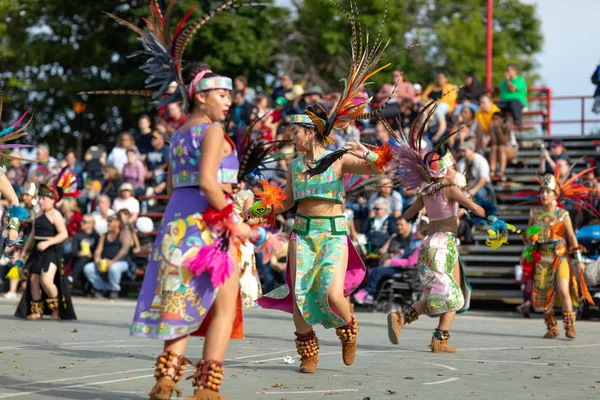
[534,376,542,379]
[531,356,541,360]
[385,389,397,395]
[548,362,555,366]
[403,376,414,380]
[71,329,78,333]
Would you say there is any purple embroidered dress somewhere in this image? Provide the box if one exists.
[130,123,239,339]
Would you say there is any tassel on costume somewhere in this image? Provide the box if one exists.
[183,239,235,288]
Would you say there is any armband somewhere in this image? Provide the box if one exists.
[364,150,379,164]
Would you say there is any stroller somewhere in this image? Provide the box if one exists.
[370,268,423,313]
[575,225,600,319]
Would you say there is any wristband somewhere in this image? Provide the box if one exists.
[251,227,267,247]
[365,150,379,164]
[8,217,20,232]
[572,250,584,263]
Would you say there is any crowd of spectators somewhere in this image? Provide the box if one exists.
[2,63,598,305]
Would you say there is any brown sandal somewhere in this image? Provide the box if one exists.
[149,350,189,400]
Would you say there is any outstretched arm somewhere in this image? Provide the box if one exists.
[341,139,386,176]
[445,186,485,218]
[403,197,424,221]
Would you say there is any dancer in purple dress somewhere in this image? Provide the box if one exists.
[88,2,265,399]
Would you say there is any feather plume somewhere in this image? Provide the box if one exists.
[0,85,43,162]
[52,167,81,198]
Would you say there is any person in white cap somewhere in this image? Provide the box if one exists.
[112,182,140,223]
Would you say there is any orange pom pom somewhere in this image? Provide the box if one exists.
[372,142,393,171]
[255,180,287,212]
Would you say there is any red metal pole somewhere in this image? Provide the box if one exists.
[486,0,493,90]
[581,97,585,136]
[547,88,552,136]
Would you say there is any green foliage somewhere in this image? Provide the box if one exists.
[0,0,289,153]
[292,0,543,90]
[0,0,541,154]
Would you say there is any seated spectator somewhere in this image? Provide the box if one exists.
[304,86,324,106]
[92,194,115,235]
[422,72,457,116]
[457,141,494,202]
[272,74,294,102]
[112,183,140,223]
[374,120,399,148]
[353,217,421,305]
[6,152,29,190]
[28,144,59,176]
[230,90,254,132]
[122,148,146,197]
[83,145,107,182]
[392,70,415,102]
[449,106,480,153]
[412,83,423,104]
[118,208,141,255]
[474,95,501,146]
[362,199,398,263]
[539,140,567,176]
[422,108,447,150]
[160,102,189,138]
[368,176,403,218]
[133,114,154,159]
[497,64,527,125]
[489,112,518,181]
[398,99,419,134]
[107,132,137,174]
[64,148,84,178]
[83,214,133,299]
[456,72,483,109]
[145,130,169,200]
[234,75,256,104]
[68,214,100,285]
[101,165,122,201]
[61,199,83,265]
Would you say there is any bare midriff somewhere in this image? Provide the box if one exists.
[427,216,459,235]
[297,198,343,217]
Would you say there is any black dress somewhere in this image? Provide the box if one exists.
[15,213,77,320]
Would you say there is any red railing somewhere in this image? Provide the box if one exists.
[504,88,600,136]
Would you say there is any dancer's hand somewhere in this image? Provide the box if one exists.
[236,222,252,241]
[7,229,18,242]
[344,139,369,159]
[577,262,585,276]
[37,241,50,252]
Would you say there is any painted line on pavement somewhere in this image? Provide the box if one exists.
[0,375,151,399]
[2,368,153,388]
[257,388,359,395]
[423,377,460,385]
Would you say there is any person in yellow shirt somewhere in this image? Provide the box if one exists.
[422,73,457,115]
[474,95,500,150]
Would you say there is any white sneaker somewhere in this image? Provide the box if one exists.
[3,292,17,300]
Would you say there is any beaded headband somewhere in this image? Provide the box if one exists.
[288,114,328,129]
[432,150,456,172]
[195,77,233,93]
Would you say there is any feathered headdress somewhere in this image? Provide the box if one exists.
[382,96,462,192]
[236,111,293,182]
[39,167,82,202]
[0,85,43,164]
[507,164,600,217]
[82,0,262,110]
[296,0,411,175]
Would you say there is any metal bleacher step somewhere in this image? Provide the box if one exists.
[463,266,516,276]
[461,255,519,263]
[467,277,517,285]
[461,245,523,253]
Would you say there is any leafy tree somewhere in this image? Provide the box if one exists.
[287,0,542,91]
[0,0,289,154]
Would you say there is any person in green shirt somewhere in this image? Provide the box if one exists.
[497,64,527,125]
